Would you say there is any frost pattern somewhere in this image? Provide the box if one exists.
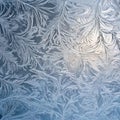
[0,0,120,120]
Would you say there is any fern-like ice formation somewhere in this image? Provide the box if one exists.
[0,0,120,120]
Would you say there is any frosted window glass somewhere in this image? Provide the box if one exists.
[0,0,120,120]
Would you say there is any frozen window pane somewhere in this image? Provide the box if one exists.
[0,0,120,120]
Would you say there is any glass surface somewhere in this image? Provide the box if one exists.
[0,0,120,120]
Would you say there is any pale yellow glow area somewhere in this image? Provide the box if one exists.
[62,25,107,73]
